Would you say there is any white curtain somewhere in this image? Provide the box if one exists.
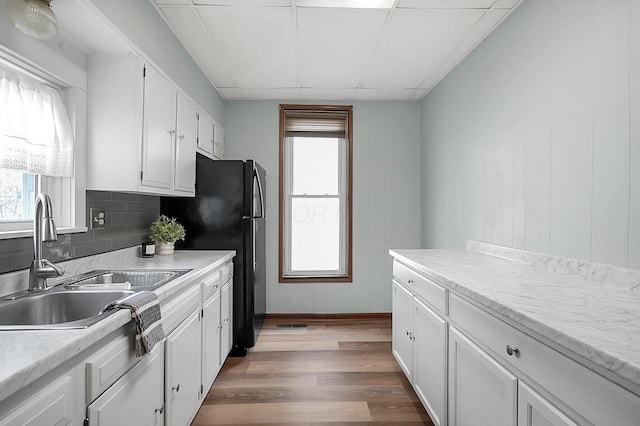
[0,63,74,177]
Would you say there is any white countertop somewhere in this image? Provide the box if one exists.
[390,246,640,395]
[0,249,235,403]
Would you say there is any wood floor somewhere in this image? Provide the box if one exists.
[192,316,433,426]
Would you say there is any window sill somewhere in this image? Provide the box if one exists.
[279,276,352,284]
[0,227,88,240]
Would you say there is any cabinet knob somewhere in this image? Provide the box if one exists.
[169,129,176,135]
[506,345,520,357]
[155,406,164,414]
[408,279,414,284]
[179,134,185,140]
[406,330,409,336]
[172,384,181,392]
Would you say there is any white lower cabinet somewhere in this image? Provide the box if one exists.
[0,374,76,426]
[392,278,447,426]
[165,309,202,426]
[221,280,232,357]
[87,346,165,426]
[202,285,222,392]
[392,280,414,380]
[448,326,517,426]
[413,298,447,426]
[518,382,578,426]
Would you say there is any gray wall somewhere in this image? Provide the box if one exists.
[0,191,159,274]
[420,0,640,268]
[225,100,422,313]
[88,0,225,124]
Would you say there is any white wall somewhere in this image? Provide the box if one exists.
[225,101,421,313]
[421,0,640,269]
[87,0,224,123]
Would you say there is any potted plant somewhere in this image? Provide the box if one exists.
[149,215,186,255]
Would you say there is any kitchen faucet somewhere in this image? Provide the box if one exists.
[28,193,64,291]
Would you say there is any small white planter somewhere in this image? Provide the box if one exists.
[156,242,175,256]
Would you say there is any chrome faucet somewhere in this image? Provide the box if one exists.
[28,193,64,291]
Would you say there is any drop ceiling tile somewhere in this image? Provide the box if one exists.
[197,7,297,88]
[241,88,301,99]
[295,0,394,8]
[154,0,190,5]
[160,6,237,88]
[298,88,356,100]
[397,0,496,8]
[361,9,485,89]
[354,88,416,100]
[296,8,389,88]
[493,0,520,8]
[194,0,292,5]
[217,87,246,99]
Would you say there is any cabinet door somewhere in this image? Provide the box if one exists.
[202,290,222,391]
[212,121,224,159]
[87,347,164,426]
[392,280,414,380]
[413,297,447,426]
[0,375,75,426]
[449,327,517,426]
[166,309,202,426]
[174,93,197,193]
[518,382,578,426]
[197,112,214,156]
[142,65,175,190]
[221,281,232,357]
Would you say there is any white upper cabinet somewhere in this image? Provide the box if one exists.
[86,53,200,196]
[197,112,214,157]
[174,94,197,193]
[213,120,224,160]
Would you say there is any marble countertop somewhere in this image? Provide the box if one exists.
[0,249,235,403]
[390,246,640,395]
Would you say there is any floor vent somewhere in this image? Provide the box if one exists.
[276,323,307,328]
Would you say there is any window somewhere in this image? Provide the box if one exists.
[0,56,83,237]
[279,105,353,282]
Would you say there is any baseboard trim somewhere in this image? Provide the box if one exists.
[265,313,391,320]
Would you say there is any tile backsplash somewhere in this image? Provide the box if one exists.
[0,191,160,274]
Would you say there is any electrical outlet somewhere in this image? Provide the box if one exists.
[90,208,106,230]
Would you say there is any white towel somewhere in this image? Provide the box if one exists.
[105,291,166,357]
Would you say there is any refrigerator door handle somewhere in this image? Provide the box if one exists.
[246,167,265,219]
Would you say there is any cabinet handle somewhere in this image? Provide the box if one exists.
[155,406,164,414]
[506,345,520,357]
[172,384,181,392]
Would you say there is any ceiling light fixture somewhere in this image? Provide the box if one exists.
[6,0,58,40]
[295,0,395,9]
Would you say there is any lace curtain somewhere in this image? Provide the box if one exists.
[0,63,74,177]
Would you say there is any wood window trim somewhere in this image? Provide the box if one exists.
[279,104,353,283]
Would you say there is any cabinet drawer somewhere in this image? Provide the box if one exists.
[449,294,640,425]
[201,270,221,301]
[86,333,139,403]
[221,262,233,284]
[162,285,201,335]
[393,260,446,315]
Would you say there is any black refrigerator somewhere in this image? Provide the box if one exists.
[161,154,266,356]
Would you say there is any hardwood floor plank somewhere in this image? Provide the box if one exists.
[211,373,318,389]
[193,401,372,424]
[203,385,414,405]
[247,349,393,362]
[246,359,401,374]
[368,401,434,424]
[316,371,408,387]
[251,341,340,352]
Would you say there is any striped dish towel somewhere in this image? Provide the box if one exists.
[104,291,166,357]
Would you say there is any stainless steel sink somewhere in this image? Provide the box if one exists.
[63,269,190,291]
[0,290,134,330]
[0,269,190,330]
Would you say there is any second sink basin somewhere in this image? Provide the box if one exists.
[63,269,190,291]
[0,290,134,330]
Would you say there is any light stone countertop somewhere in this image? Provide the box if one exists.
[390,246,640,395]
[0,249,235,403]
